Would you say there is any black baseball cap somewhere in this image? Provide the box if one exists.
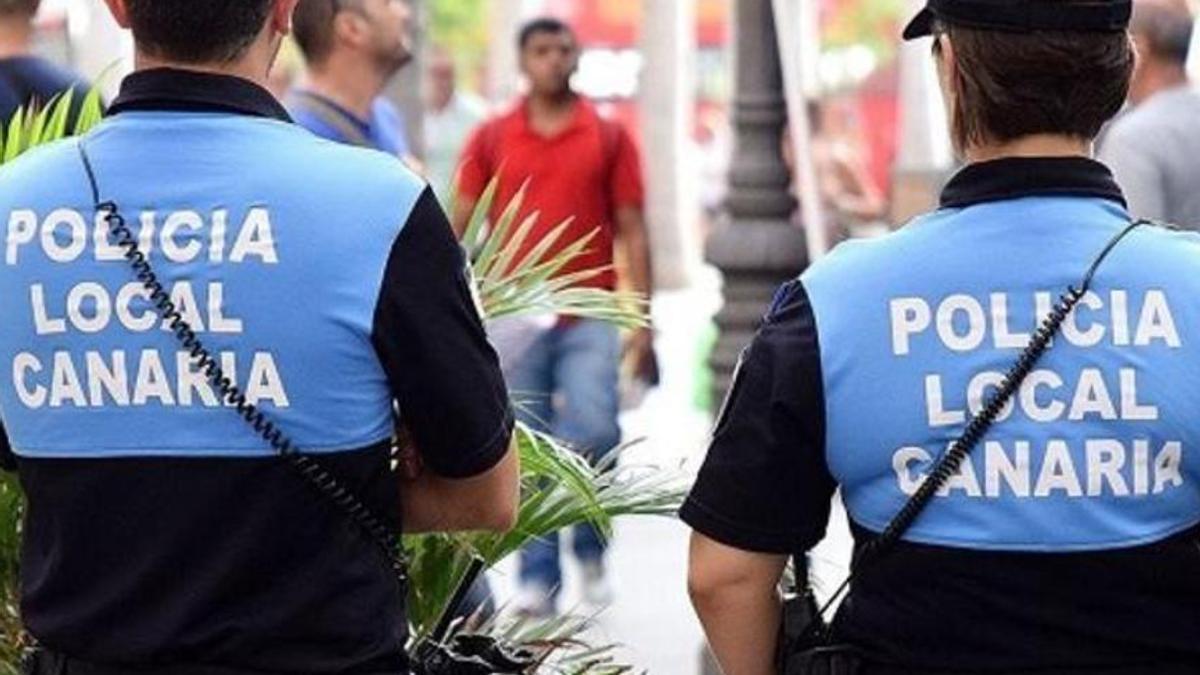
[903,0,1133,40]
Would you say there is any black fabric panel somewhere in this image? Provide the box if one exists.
[939,157,1127,209]
[0,422,14,472]
[17,445,408,673]
[837,521,1200,672]
[108,68,290,122]
[371,188,513,479]
[681,280,835,554]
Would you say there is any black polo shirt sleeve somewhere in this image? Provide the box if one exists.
[372,187,514,479]
[681,279,836,554]
[0,421,13,472]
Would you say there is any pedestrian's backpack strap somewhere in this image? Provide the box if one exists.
[287,91,373,148]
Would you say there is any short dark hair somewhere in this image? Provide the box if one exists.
[124,0,274,64]
[1132,4,1194,65]
[292,0,341,65]
[941,21,1134,150]
[0,0,40,18]
[518,17,575,51]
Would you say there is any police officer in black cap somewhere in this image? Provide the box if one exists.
[684,0,1200,673]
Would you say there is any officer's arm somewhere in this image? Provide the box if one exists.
[680,280,835,675]
[373,187,518,533]
[689,534,786,675]
[0,421,14,472]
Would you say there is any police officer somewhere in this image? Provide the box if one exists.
[683,1,1200,673]
[0,1,518,673]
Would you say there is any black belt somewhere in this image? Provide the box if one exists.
[24,651,283,675]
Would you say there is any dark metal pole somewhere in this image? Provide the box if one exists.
[705,0,806,407]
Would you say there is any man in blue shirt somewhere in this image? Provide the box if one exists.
[0,0,86,126]
[0,1,518,672]
[288,0,417,165]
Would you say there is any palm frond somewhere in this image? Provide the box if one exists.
[404,426,687,641]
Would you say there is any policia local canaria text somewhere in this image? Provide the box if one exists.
[889,290,1184,500]
[5,207,290,410]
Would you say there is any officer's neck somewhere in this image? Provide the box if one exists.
[132,49,274,92]
[964,134,1091,164]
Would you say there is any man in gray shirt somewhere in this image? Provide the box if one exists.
[1098,0,1200,229]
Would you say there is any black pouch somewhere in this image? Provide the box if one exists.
[776,580,863,675]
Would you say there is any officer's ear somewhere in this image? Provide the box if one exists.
[333,6,370,49]
[933,33,959,103]
[273,0,300,37]
[102,0,130,29]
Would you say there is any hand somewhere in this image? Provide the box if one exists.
[624,327,659,386]
[395,425,424,480]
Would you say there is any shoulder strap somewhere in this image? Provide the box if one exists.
[288,91,374,149]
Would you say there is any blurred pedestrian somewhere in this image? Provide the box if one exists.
[1098,0,1200,228]
[452,17,653,616]
[686,1,1200,673]
[0,0,86,126]
[288,0,418,167]
[424,45,486,205]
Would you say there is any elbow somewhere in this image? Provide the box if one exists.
[688,560,741,611]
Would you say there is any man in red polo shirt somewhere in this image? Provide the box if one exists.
[452,17,652,615]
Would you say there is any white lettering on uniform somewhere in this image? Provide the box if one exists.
[925,374,965,427]
[208,283,243,333]
[176,352,219,407]
[984,440,1030,497]
[93,211,124,262]
[13,353,45,408]
[1020,370,1065,422]
[30,284,66,335]
[5,210,37,264]
[966,371,1014,421]
[230,208,278,264]
[990,292,1030,348]
[86,351,129,406]
[894,440,1185,499]
[210,209,228,263]
[1063,291,1105,347]
[41,209,87,262]
[133,349,175,406]
[936,294,986,352]
[890,298,930,356]
[1119,368,1158,420]
[893,446,931,496]
[1153,442,1184,494]
[1134,290,1181,348]
[116,283,156,331]
[161,211,204,263]
[1110,290,1131,346]
[1086,439,1128,497]
[67,282,113,334]
[245,353,289,407]
[49,351,88,407]
[1068,369,1117,421]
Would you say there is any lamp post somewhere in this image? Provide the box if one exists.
[705,0,805,406]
